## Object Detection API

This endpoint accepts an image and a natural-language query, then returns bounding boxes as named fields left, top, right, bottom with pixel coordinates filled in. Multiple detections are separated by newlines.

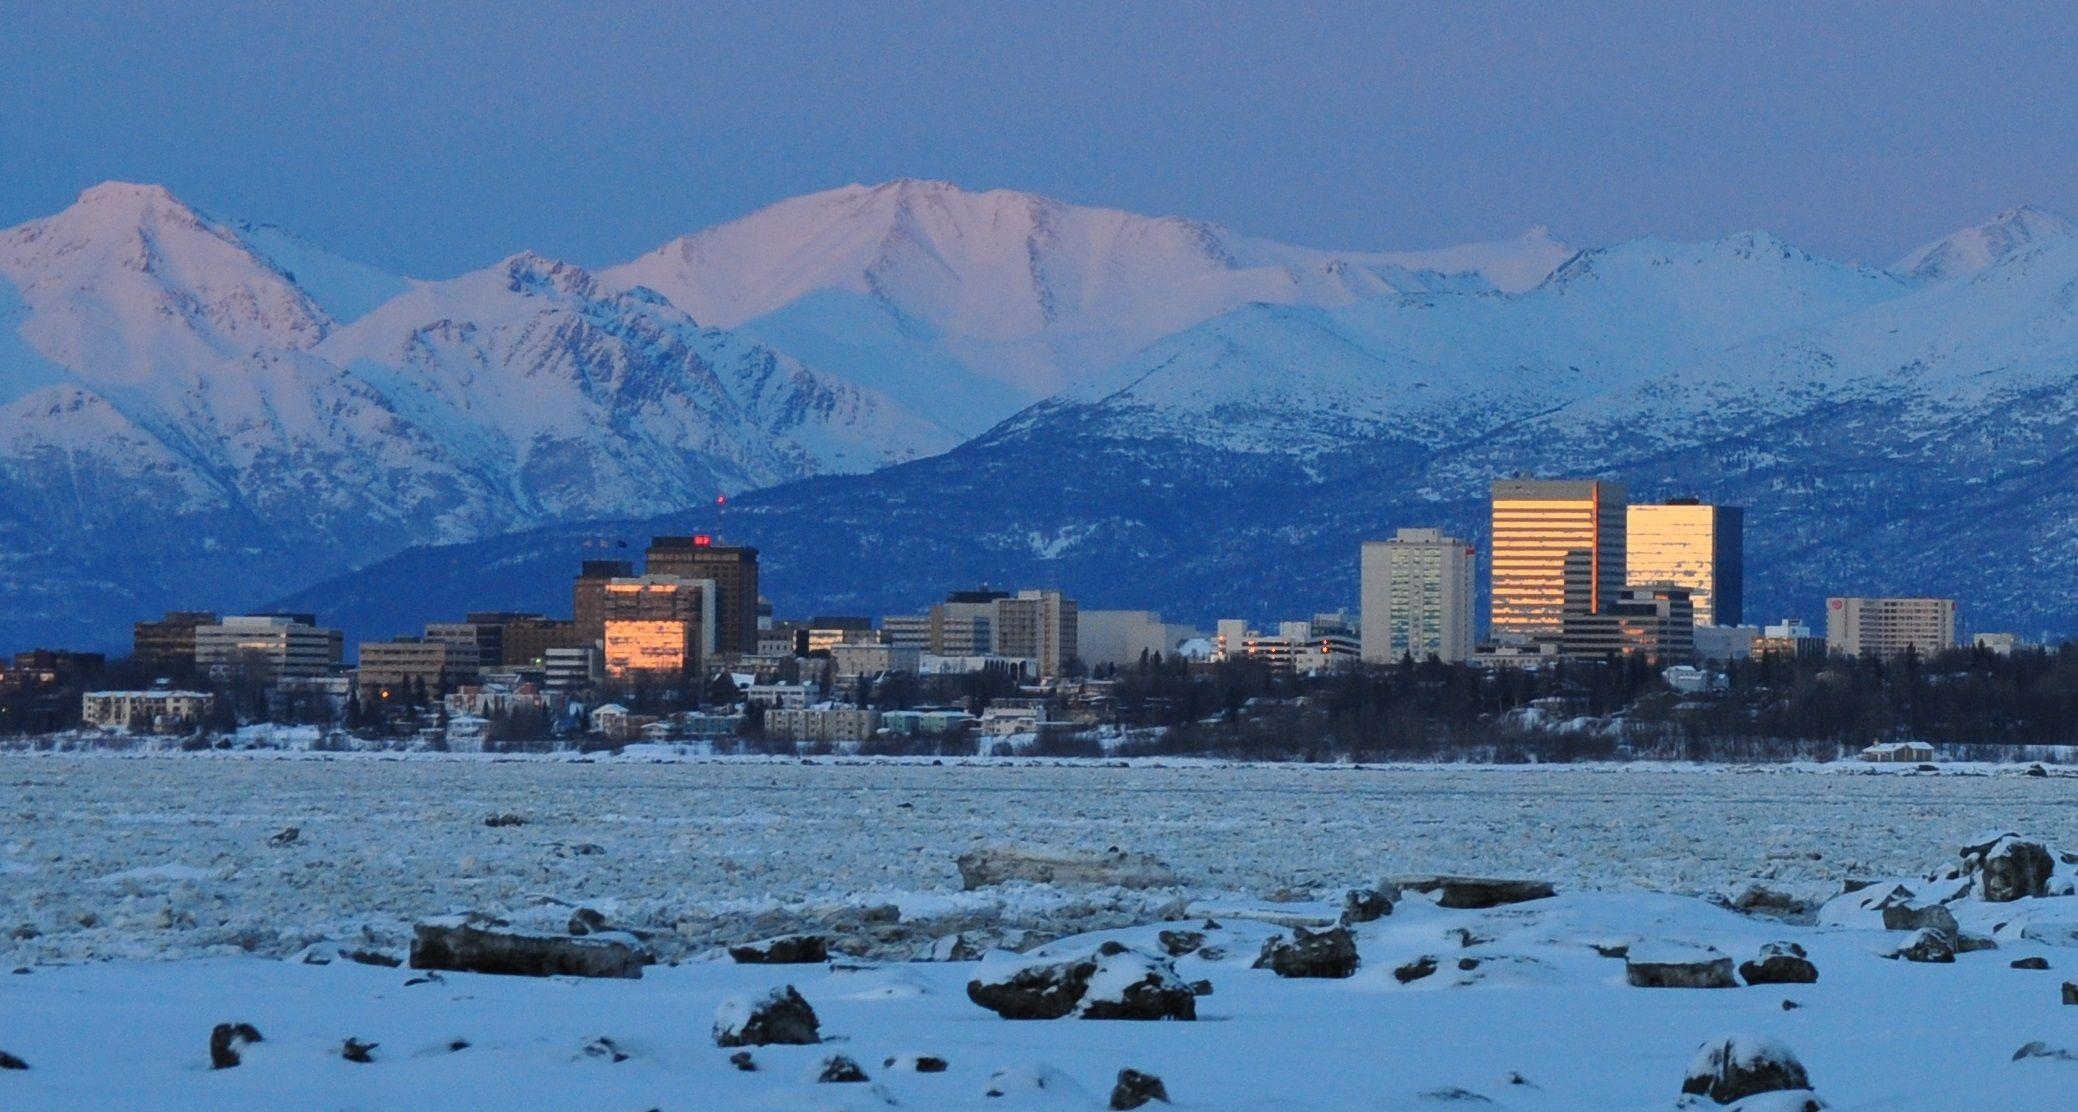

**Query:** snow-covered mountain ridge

left=279, top=204, right=2078, bottom=647
left=5, top=181, right=2074, bottom=649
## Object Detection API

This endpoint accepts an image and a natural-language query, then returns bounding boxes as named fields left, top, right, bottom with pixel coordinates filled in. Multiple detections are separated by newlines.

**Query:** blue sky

left=4, top=1, right=2075, bottom=277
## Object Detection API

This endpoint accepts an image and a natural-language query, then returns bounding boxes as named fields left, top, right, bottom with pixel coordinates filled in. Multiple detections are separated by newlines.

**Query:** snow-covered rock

left=966, top=941, right=1195, bottom=1020
left=1627, top=943, right=1738, bottom=988
left=713, top=985, right=822, bottom=1047
left=1738, top=942, right=1818, bottom=986
left=1253, top=924, right=1360, bottom=979
left=1679, top=1034, right=1816, bottom=1105
left=955, top=845, right=1178, bottom=891
left=408, top=915, right=645, bottom=979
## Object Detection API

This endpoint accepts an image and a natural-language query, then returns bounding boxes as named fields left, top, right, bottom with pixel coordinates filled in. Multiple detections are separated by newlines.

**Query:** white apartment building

left=1360, top=528, right=1476, bottom=663
left=763, top=705, right=882, bottom=744
left=81, top=689, right=215, bottom=731
left=1825, top=597, right=1958, bottom=659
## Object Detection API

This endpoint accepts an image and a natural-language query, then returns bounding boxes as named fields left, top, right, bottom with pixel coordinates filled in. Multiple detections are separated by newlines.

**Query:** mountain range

left=3, top=180, right=2075, bottom=652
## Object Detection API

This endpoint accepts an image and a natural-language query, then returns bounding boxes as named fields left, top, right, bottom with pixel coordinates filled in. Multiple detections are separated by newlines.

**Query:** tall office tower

left=133, top=611, right=219, bottom=673
left=928, top=590, right=1008, bottom=654
left=1626, top=499, right=1744, bottom=627
left=1489, top=478, right=1626, bottom=641
left=573, top=559, right=634, bottom=647
left=600, top=575, right=716, bottom=679
left=1360, top=529, right=1477, bottom=663
left=644, top=536, right=759, bottom=656
left=1825, top=597, right=1958, bottom=659
left=194, top=615, right=343, bottom=681
left=991, top=590, right=1079, bottom=676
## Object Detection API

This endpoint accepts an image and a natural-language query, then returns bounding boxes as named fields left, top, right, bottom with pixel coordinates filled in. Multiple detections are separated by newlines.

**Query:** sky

left=4, top=1, right=2077, bottom=277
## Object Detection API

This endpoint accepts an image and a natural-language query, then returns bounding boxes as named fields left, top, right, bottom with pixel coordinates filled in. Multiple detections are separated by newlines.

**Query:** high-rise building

left=1626, top=499, right=1744, bottom=627
left=601, top=575, right=716, bottom=680
left=423, top=622, right=500, bottom=678
left=991, top=590, right=1079, bottom=676
left=1489, top=478, right=1626, bottom=641
left=644, top=537, right=759, bottom=656
left=1361, top=528, right=1476, bottom=663
left=573, top=560, right=634, bottom=647
left=132, top=611, right=219, bottom=673
left=1826, top=597, right=1957, bottom=659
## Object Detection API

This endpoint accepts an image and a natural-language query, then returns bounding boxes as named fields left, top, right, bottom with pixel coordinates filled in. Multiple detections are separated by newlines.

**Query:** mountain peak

left=1894, top=205, right=2077, bottom=282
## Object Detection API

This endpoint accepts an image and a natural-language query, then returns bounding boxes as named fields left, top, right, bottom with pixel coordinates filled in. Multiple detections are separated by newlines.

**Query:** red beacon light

left=693, top=534, right=713, bottom=546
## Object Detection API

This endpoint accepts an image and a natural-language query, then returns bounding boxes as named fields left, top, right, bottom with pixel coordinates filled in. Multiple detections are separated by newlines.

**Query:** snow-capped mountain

left=287, top=212, right=2078, bottom=648
left=0, top=183, right=951, bottom=648
left=1893, top=205, right=2076, bottom=283
left=602, top=179, right=1574, bottom=434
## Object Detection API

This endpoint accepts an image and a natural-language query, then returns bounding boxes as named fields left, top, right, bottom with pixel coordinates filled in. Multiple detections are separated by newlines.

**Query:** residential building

left=745, top=683, right=812, bottom=710
left=572, top=559, right=634, bottom=648
left=1361, top=528, right=1477, bottom=664
left=1625, top=499, right=1745, bottom=627
left=644, top=536, right=759, bottom=656
left=1076, top=609, right=1199, bottom=669
left=1826, top=597, right=1958, bottom=659
left=195, top=615, right=341, bottom=681
left=132, top=611, right=218, bottom=673
left=992, top=590, right=1079, bottom=675
left=1490, top=478, right=1626, bottom=641
left=356, top=637, right=472, bottom=692
left=881, top=709, right=975, bottom=736
left=1861, top=741, right=1937, bottom=763
left=763, top=705, right=882, bottom=744
left=1214, top=619, right=1361, bottom=673
left=979, top=704, right=1045, bottom=737
left=81, top=689, right=214, bottom=731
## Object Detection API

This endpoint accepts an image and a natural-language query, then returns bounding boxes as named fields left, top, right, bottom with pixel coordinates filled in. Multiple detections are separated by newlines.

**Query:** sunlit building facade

left=1361, top=528, right=1476, bottom=663
left=599, top=576, right=716, bottom=680
left=1626, top=499, right=1744, bottom=627
left=603, top=619, right=700, bottom=680
left=1489, top=479, right=1626, bottom=641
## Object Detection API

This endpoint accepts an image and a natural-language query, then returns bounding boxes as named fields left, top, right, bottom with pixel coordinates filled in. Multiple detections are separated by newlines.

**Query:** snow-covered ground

left=5, top=756, right=2078, bottom=1108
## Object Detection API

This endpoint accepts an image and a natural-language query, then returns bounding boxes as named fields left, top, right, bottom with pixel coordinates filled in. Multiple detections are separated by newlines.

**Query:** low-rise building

left=543, top=646, right=601, bottom=692
left=1861, top=741, right=1937, bottom=763
left=745, top=682, right=812, bottom=710
left=763, top=705, right=882, bottom=743
left=81, top=689, right=214, bottom=731
left=1752, top=619, right=1826, bottom=660
left=979, top=704, right=1046, bottom=737
left=829, top=642, right=922, bottom=681
left=357, top=637, right=472, bottom=693
left=881, top=708, right=976, bottom=736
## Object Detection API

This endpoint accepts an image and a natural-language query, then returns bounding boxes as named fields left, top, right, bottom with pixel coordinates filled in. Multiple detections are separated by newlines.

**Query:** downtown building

left=1489, top=478, right=1626, bottom=643
left=601, top=575, right=717, bottom=682
left=194, top=615, right=343, bottom=681
left=1825, top=597, right=1957, bottom=659
left=991, top=590, right=1080, bottom=677
left=1360, top=528, right=1476, bottom=663
left=1626, top=499, right=1744, bottom=627
left=644, top=536, right=760, bottom=657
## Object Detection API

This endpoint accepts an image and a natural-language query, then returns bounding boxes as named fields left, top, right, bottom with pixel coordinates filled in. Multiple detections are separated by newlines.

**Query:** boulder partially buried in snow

left=1340, top=884, right=1398, bottom=924
left=1739, top=942, right=1819, bottom=986
left=1890, top=928, right=1956, bottom=964
left=728, top=934, right=830, bottom=964
left=966, top=941, right=1196, bottom=1020
left=1253, top=925, right=1360, bottom=979
left=1880, top=901, right=1959, bottom=937
left=409, top=916, right=644, bottom=979
left=1395, top=875, right=1556, bottom=909
left=1964, top=835, right=2058, bottom=903
left=1627, top=943, right=1738, bottom=989
left=1680, top=1034, right=1815, bottom=1105
left=713, top=985, right=822, bottom=1046
left=956, top=845, right=1178, bottom=890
